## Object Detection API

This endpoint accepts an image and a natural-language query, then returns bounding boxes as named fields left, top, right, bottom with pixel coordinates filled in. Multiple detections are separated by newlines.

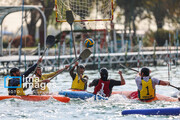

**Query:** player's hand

left=118, top=71, right=122, bottom=75
left=38, top=58, right=42, bottom=63
left=65, top=65, right=70, bottom=69
left=75, top=62, right=79, bottom=66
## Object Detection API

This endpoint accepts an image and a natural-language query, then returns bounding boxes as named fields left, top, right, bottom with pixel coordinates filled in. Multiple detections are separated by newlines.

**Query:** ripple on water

left=0, top=66, right=180, bottom=120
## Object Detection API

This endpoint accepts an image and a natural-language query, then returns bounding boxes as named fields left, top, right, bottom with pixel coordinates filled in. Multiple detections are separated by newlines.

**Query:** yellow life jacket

left=16, top=84, right=25, bottom=96
left=8, top=79, right=25, bottom=96
left=138, top=78, right=155, bottom=100
left=71, top=74, right=85, bottom=90
left=33, top=72, right=57, bottom=95
left=35, top=76, right=49, bottom=95
left=33, top=76, right=49, bottom=95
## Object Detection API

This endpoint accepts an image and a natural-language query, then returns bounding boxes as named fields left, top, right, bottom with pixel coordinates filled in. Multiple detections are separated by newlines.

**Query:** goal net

left=55, top=0, right=113, bottom=22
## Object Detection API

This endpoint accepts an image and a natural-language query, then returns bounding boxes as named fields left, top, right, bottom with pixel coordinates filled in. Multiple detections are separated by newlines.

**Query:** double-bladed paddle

left=31, top=35, right=56, bottom=75
left=119, top=64, right=180, bottom=91
left=169, top=84, right=180, bottom=91
left=66, top=10, right=77, bottom=59
left=119, top=63, right=139, bottom=72
left=49, top=49, right=92, bottom=80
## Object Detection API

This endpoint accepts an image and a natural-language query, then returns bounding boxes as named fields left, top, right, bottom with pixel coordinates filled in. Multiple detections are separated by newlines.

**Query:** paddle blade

left=79, top=49, right=92, bottom=60
left=46, top=35, right=55, bottom=48
left=66, top=10, right=74, bottom=24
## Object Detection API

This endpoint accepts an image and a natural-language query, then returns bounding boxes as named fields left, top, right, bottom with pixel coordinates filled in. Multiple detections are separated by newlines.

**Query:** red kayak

left=0, top=95, right=70, bottom=103
left=112, top=91, right=179, bottom=102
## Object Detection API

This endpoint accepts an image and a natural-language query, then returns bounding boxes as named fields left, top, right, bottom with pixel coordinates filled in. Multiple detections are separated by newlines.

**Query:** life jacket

left=93, top=79, right=111, bottom=97
left=33, top=77, right=49, bottom=95
left=8, top=79, right=25, bottom=96
left=71, top=74, right=86, bottom=90
left=138, top=77, right=155, bottom=100
left=16, top=84, right=25, bottom=96
left=33, top=72, right=58, bottom=95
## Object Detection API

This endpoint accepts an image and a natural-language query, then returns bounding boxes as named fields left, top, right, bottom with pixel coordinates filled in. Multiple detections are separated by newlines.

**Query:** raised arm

left=22, top=58, right=42, bottom=78
left=69, top=62, right=78, bottom=80
left=43, top=65, right=71, bottom=79
left=57, top=65, right=70, bottom=73
left=118, top=71, right=125, bottom=85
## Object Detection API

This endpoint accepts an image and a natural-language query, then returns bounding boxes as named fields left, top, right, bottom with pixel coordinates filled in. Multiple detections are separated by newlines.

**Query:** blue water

left=0, top=66, right=180, bottom=120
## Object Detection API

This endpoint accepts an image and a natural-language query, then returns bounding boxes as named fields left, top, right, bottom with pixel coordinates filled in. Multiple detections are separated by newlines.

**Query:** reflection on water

left=0, top=66, right=180, bottom=120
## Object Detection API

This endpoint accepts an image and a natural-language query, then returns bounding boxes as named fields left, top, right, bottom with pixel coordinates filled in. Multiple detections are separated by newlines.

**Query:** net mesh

left=55, top=0, right=113, bottom=22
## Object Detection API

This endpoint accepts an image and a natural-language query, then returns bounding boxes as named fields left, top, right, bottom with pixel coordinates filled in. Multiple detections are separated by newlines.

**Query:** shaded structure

left=0, top=5, right=46, bottom=56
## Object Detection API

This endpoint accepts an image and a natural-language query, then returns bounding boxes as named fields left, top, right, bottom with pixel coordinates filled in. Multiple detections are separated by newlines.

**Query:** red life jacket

left=93, top=79, right=111, bottom=97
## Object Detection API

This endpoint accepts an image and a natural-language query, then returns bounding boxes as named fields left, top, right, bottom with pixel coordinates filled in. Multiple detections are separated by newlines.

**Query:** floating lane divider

left=59, top=90, right=108, bottom=100
left=0, top=95, right=70, bottom=103
left=122, top=108, right=180, bottom=116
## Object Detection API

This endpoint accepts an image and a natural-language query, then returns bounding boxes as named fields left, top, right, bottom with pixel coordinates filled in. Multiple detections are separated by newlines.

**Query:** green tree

left=166, top=0, right=180, bottom=25
left=144, top=0, right=169, bottom=29
left=145, top=0, right=180, bottom=29
left=116, top=0, right=145, bottom=45
left=24, top=0, right=55, bottom=46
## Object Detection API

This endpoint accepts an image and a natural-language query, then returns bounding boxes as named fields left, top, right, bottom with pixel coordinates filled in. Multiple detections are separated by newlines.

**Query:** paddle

left=66, top=10, right=77, bottom=59
left=119, top=63, right=139, bottom=72
left=169, top=84, right=180, bottom=91
left=42, top=35, right=56, bottom=57
left=32, top=35, right=55, bottom=75
left=119, top=64, right=180, bottom=91
left=49, top=48, right=92, bottom=80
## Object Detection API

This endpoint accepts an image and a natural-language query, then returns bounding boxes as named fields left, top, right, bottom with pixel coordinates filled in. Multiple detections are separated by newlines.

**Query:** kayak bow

left=0, top=95, right=70, bottom=103
left=112, top=91, right=179, bottom=102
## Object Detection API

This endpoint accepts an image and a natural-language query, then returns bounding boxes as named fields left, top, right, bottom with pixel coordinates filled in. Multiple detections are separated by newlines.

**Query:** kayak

left=59, top=90, right=108, bottom=100
left=0, top=95, right=70, bottom=103
left=112, top=91, right=179, bottom=102
left=52, top=95, right=70, bottom=103
left=59, top=90, right=179, bottom=102
left=59, top=90, right=93, bottom=99
left=122, top=107, right=180, bottom=116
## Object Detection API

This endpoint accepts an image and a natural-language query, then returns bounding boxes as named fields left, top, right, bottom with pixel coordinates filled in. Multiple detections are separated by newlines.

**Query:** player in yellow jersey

left=8, top=58, right=42, bottom=96
left=135, top=67, right=170, bottom=101
left=32, top=65, right=69, bottom=95
left=70, top=62, right=88, bottom=91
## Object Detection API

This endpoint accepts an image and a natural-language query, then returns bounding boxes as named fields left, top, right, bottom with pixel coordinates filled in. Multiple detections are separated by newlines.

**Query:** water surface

left=0, top=66, right=179, bottom=120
